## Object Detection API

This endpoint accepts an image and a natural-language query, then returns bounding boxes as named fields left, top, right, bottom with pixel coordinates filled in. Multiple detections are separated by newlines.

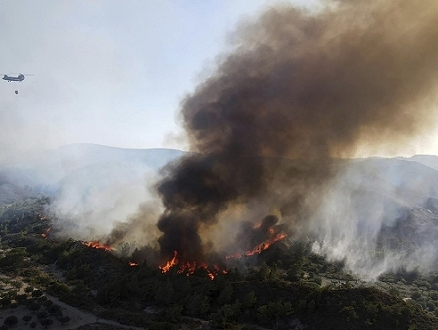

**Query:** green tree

left=47, top=304, right=61, bottom=315
left=6, top=290, right=18, bottom=300
left=216, top=282, right=233, bottom=305
left=40, top=318, right=53, bottom=329
left=158, top=305, right=183, bottom=322
left=388, top=287, right=400, bottom=297
left=24, top=286, right=34, bottom=294
left=28, top=301, right=41, bottom=313
left=23, top=315, right=32, bottom=324
left=287, top=264, right=301, bottom=282
left=9, top=302, right=19, bottom=312
left=120, top=242, right=131, bottom=259
left=72, top=281, right=91, bottom=297
left=243, top=291, right=257, bottom=309
left=0, top=297, right=11, bottom=308
left=74, top=264, right=91, bottom=280
left=31, top=290, right=43, bottom=298
left=43, top=299, right=53, bottom=308
left=37, top=311, right=48, bottom=320
left=313, top=275, right=322, bottom=286
left=154, top=281, right=173, bottom=305
left=211, top=303, right=239, bottom=329
left=131, top=247, right=147, bottom=265
left=340, top=306, right=358, bottom=322
left=257, top=300, right=294, bottom=326
left=3, top=315, right=18, bottom=327
left=0, top=247, right=27, bottom=269
left=58, top=316, right=71, bottom=325
left=185, top=293, right=210, bottom=315
left=15, top=294, right=28, bottom=305
left=257, top=263, right=271, bottom=281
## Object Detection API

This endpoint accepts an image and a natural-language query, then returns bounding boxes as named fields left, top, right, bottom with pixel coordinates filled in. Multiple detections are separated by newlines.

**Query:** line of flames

left=73, top=230, right=286, bottom=279
left=225, top=232, right=287, bottom=259
left=158, top=251, right=226, bottom=280
left=82, top=240, right=113, bottom=252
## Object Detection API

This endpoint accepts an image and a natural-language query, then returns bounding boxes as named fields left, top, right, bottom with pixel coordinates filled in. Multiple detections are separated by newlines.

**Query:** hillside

left=1, top=146, right=438, bottom=329
left=1, top=198, right=438, bottom=329
left=0, top=173, right=40, bottom=205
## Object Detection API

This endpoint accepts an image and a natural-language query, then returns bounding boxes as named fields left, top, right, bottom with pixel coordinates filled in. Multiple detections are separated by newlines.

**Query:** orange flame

left=158, top=251, right=226, bottom=280
left=82, top=240, right=112, bottom=251
left=41, top=227, right=51, bottom=238
left=178, top=261, right=216, bottom=279
left=226, top=232, right=287, bottom=259
left=245, top=232, right=287, bottom=256
left=159, top=250, right=178, bottom=273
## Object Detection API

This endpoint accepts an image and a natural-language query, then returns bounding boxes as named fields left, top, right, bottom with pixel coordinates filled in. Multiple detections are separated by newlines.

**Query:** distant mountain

left=404, top=154, right=438, bottom=171
left=340, top=157, right=438, bottom=208
left=0, top=144, right=185, bottom=192
left=1, top=144, right=438, bottom=217
left=0, top=174, right=39, bottom=205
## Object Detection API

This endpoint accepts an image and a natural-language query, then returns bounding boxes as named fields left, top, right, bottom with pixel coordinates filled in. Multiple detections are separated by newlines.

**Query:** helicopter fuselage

left=2, top=75, right=25, bottom=82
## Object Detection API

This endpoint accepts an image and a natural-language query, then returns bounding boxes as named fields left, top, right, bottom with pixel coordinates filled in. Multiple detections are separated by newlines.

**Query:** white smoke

left=309, top=158, right=438, bottom=280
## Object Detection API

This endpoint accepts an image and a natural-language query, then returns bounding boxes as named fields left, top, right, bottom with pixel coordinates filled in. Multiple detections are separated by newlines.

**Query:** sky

left=0, top=0, right=319, bottom=155
left=1, top=0, right=438, bottom=158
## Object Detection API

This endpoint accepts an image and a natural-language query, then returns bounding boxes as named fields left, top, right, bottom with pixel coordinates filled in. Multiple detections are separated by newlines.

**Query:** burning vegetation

left=226, top=233, right=287, bottom=260
left=40, top=227, right=51, bottom=238
left=226, top=215, right=287, bottom=259
left=155, top=214, right=287, bottom=278
left=81, top=240, right=113, bottom=252
left=159, top=251, right=227, bottom=280
left=73, top=215, right=288, bottom=279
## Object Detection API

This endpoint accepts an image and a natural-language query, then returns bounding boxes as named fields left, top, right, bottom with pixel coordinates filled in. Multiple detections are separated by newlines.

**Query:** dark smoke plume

left=156, top=0, right=438, bottom=263
left=235, top=215, right=280, bottom=252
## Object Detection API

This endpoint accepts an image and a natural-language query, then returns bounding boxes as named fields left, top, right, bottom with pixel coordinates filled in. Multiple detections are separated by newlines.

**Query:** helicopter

left=2, top=73, right=34, bottom=94
left=2, top=73, right=31, bottom=82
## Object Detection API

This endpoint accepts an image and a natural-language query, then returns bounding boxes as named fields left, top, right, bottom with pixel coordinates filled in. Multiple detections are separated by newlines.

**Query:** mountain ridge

left=1, top=143, right=438, bottom=210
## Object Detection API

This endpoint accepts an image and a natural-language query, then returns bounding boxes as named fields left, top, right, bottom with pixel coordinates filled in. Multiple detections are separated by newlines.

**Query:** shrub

left=3, top=315, right=18, bottom=327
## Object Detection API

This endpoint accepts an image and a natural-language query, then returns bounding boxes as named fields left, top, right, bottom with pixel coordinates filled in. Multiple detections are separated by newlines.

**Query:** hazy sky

left=0, top=0, right=318, bottom=154
left=1, top=0, right=438, bottom=157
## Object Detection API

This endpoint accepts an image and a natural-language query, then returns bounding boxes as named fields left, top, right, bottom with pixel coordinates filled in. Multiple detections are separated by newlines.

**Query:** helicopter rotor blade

left=2, top=73, right=35, bottom=76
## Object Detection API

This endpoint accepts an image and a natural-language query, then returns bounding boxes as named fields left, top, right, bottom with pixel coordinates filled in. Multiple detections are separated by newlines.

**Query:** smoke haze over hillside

left=5, top=0, right=438, bottom=280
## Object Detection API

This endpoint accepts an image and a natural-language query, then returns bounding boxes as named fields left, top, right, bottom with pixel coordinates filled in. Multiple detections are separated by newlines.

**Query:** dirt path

left=45, top=294, right=145, bottom=330
left=0, top=272, right=145, bottom=330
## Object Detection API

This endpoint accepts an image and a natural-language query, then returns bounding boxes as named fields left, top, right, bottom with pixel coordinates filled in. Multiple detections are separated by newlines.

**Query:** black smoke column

left=156, top=0, right=438, bottom=263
